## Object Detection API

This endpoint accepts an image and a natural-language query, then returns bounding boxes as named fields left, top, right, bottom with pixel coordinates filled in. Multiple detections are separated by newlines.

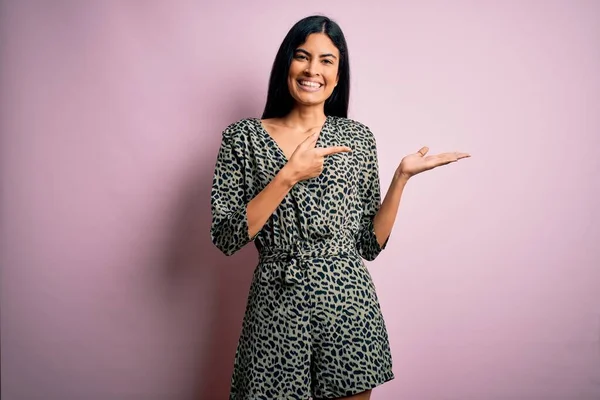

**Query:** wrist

left=393, top=169, right=411, bottom=185
left=278, top=165, right=299, bottom=188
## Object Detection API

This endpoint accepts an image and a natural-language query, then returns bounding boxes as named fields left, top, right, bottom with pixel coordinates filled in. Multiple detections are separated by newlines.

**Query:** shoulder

left=329, top=116, right=374, bottom=136
left=221, top=118, right=258, bottom=141
left=216, top=118, right=260, bottom=160
left=329, top=116, right=377, bottom=147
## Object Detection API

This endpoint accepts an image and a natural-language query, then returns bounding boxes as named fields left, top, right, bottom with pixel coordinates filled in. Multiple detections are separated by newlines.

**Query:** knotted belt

left=257, top=236, right=357, bottom=285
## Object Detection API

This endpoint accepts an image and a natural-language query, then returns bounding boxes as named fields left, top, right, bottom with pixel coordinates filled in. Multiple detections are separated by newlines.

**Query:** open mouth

left=297, top=80, right=323, bottom=91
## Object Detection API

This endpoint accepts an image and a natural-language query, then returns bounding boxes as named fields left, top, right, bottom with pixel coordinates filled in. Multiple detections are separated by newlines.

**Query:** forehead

left=297, top=33, right=339, bottom=56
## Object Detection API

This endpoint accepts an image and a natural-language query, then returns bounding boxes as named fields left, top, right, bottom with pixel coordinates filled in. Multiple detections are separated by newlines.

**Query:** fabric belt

left=258, top=236, right=357, bottom=285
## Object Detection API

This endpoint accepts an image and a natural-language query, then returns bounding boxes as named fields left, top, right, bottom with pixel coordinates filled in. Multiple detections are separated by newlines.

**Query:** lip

left=297, top=79, right=323, bottom=93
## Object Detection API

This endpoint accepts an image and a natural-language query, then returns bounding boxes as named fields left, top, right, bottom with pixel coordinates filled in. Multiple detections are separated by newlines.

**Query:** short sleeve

left=210, top=126, right=255, bottom=256
left=356, top=125, right=388, bottom=261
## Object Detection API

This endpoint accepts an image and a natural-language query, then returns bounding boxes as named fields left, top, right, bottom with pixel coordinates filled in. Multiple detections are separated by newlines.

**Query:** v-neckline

left=256, top=116, right=329, bottom=162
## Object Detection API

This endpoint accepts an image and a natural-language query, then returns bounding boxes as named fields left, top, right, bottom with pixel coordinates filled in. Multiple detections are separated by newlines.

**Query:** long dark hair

left=261, top=15, right=350, bottom=119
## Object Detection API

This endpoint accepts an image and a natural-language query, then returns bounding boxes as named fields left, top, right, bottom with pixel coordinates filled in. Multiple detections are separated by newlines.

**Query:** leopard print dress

left=210, top=115, right=394, bottom=399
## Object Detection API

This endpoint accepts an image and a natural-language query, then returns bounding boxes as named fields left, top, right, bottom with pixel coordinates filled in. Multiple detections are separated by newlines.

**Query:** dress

left=210, top=115, right=394, bottom=399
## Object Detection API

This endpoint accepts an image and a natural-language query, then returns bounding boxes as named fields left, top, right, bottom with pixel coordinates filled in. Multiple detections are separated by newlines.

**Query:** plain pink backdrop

left=1, top=1, right=599, bottom=399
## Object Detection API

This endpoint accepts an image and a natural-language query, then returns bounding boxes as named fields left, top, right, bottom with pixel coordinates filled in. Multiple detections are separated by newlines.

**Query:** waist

left=258, top=235, right=357, bottom=263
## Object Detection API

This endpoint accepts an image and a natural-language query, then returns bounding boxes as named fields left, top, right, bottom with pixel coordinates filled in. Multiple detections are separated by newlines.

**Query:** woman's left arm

left=372, top=173, right=409, bottom=248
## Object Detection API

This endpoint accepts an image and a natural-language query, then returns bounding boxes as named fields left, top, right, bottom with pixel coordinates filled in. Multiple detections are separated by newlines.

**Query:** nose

left=304, top=59, right=321, bottom=76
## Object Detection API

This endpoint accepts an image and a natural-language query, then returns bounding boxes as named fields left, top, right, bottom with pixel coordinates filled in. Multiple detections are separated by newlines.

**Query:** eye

left=322, top=59, right=334, bottom=65
left=294, top=54, right=308, bottom=60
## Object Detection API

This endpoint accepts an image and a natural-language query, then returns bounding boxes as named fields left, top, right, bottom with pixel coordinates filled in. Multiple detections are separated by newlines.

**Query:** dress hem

left=312, top=371, right=395, bottom=399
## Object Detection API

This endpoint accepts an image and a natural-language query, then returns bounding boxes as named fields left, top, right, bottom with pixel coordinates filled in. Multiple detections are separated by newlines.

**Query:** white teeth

left=299, top=80, right=321, bottom=88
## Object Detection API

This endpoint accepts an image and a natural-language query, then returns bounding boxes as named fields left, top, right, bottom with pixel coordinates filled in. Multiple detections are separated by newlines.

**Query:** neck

left=282, top=105, right=327, bottom=129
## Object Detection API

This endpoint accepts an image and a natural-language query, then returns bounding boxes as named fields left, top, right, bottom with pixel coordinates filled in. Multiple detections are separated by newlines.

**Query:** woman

left=210, top=15, right=469, bottom=400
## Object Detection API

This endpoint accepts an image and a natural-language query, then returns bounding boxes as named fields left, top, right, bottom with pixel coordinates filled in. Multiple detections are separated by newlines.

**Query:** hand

left=285, top=132, right=352, bottom=183
left=397, top=146, right=470, bottom=180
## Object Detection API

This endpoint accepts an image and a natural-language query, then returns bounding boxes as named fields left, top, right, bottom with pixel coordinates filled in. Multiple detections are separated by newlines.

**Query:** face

left=287, top=33, right=340, bottom=108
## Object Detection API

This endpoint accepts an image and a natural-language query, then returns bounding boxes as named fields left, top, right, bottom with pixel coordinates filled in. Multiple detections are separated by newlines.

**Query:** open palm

left=398, top=146, right=470, bottom=179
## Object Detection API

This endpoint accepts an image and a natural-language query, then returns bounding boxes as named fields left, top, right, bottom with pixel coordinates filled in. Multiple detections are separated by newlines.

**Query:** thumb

left=417, top=146, right=429, bottom=157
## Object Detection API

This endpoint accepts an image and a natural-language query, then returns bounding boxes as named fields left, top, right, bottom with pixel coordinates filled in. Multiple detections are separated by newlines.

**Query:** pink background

left=2, top=1, right=599, bottom=399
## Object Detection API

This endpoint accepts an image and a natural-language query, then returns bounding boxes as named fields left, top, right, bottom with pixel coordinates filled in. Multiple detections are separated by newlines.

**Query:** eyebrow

left=295, top=48, right=338, bottom=59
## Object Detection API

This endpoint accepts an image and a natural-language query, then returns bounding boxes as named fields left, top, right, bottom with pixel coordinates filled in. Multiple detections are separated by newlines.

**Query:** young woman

left=210, top=15, right=470, bottom=400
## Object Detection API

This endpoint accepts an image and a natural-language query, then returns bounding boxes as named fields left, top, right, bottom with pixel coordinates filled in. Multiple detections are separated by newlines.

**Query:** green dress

left=210, top=115, right=394, bottom=399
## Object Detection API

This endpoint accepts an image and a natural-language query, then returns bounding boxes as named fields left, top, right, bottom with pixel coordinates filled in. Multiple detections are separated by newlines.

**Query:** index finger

left=300, top=131, right=320, bottom=148
left=317, top=146, right=352, bottom=156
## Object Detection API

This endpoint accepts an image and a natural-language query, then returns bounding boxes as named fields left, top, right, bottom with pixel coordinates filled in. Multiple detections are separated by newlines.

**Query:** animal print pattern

left=210, top=116, right=394, bottom=399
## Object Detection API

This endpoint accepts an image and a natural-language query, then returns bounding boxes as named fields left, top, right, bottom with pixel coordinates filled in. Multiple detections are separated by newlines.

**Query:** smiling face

left=287, top=33, right=340, bottom=109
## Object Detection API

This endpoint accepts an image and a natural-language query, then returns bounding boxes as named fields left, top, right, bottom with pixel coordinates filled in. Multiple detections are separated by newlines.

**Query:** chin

left=294, top=98, right=327, bottom=108
left=292, top=92, right=334, bottom=107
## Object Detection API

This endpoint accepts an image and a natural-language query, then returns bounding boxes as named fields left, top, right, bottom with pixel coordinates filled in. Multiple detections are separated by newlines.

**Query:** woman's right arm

left=246, top=165, right=297, bottom=238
